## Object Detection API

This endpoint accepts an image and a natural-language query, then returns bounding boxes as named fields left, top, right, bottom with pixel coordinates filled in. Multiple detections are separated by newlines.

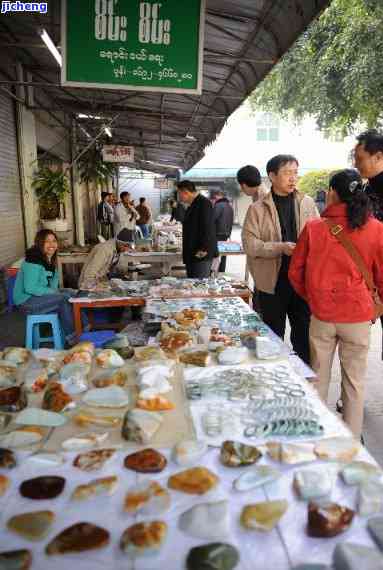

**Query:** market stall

left=0, top=299, right=382, bottom=570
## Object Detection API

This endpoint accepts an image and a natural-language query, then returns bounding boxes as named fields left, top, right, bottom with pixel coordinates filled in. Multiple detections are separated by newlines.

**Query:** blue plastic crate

left=79, top=330, right=116, bottom=348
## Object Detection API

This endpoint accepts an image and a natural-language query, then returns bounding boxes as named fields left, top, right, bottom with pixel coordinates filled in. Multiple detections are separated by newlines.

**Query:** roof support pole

left=69, top=119, right=85, bottom=246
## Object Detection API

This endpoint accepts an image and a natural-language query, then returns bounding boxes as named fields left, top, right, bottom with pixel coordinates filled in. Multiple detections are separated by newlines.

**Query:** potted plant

left=32, top=164, right=70, bottom=231
left=78, top=145, right=117, bottom=187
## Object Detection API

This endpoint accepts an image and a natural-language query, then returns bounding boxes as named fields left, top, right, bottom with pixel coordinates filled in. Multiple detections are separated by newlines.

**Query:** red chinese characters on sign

left=102, top=145, right=135, bottom=163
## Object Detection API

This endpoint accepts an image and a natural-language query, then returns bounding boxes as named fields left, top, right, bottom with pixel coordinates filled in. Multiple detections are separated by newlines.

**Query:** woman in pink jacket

left=289, top=169, right=383, bottom=437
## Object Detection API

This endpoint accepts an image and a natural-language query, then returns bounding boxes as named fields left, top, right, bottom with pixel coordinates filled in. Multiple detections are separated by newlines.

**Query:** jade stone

left=186, top=543, right=239, bottom=570
left=333, top=543, right=383, bottom=570
left=292, top=565, right=329, bottom=570
left=368, top=516, right=383, bottom=551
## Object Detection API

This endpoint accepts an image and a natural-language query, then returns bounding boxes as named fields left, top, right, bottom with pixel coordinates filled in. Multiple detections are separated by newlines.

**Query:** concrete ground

left=1, top=226, right=382, bottom=465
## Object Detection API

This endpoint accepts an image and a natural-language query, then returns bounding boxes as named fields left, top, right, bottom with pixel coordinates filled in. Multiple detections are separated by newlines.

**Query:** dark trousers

left=258, top=273, right=311, bottom=364
left=185, top=260, right=212, bottom=279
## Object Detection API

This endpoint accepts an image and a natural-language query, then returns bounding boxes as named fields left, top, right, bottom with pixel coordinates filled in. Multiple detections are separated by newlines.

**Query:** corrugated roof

left=0, top=0, right=331, bottom=175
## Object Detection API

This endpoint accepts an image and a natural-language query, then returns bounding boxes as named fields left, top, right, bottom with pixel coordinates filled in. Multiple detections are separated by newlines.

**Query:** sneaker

left=336, top=399, right=343, bottom=414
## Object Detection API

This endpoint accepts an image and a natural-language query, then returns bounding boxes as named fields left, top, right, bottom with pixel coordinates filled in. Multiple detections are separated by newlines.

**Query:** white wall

left=197, top=102, right=354, bottom=175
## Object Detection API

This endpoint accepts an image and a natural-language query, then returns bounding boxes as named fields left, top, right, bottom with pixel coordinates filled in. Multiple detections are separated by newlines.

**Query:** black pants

left=185, top=260, right=212, bottom=279
left=258, top=273, right=311, bottom=364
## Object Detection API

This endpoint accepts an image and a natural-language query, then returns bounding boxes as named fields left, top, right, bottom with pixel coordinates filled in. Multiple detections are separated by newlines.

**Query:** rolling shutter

left=0, top=91, right=25, bottom=267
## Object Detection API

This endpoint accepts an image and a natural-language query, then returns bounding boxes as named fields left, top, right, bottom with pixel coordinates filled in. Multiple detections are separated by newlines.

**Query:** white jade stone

left=179, top=501, right=230, bottom=540
left=233, top=465, right=281, bottom=492
left=340, top=461, right=382, bottom=486
left=294, top=468, right=333, bottom=501
left=26, top=453, right=65, bottom=466
left=172, top=440, right=207, bottom=466
left=15, top=408, right=67, bottom=428
left=0, top=429, right=43, bottom=448
left=217, top=347, right=248, bottom=365
left=358, top=480, right=383, bottom=517
left=82, top=386, right=130, bottom=408
left=61, top=431, right=109, bottom=451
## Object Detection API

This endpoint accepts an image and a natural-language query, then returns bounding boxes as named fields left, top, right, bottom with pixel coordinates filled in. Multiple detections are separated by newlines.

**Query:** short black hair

left=101, top=191, right=109, bottom=201
left=139, top=197, right=145, bottom=204
left=120, top=191, right=130, bottom=200
left=236, top=165, right=261, bottom=187
left=356, top=129, right=383, bottom=155
left=177, top=180, right=197, bottom=192
left=266, top=154, right=298, bottom=175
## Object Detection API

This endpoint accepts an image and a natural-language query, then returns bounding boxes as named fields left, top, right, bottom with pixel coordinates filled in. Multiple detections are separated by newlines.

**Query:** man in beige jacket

left=79, top=229, right=132, bottom=290
left=242, top=154, right=319, bottom=364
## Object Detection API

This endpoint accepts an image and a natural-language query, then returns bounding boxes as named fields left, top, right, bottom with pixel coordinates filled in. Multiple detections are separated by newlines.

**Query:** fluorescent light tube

left=40, top=29, right=62, bottom=67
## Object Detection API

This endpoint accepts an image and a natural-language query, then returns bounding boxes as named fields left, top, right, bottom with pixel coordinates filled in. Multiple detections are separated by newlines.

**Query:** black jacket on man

left=213, top=197, right=234, bottom=239
left=182, top=194, right=218, bottom=263
left=366, top=171, right=383, bottom=221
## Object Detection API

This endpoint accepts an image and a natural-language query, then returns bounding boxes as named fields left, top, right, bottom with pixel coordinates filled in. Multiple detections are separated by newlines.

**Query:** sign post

left=62, top=0, right=205, bottom=94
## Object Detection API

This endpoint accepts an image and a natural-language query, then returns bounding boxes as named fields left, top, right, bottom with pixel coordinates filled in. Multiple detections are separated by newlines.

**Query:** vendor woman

left=13, top=229, right=80, bottom=345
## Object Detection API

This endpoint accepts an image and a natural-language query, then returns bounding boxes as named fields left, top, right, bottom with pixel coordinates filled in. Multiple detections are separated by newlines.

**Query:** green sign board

left=61, top=0, right=205, bottom=94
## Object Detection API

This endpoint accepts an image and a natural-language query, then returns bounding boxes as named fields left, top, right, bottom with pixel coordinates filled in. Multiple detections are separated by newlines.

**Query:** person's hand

left=195, top=250, right=208, bottom=259
left=281, top=242, right=296, bottom=256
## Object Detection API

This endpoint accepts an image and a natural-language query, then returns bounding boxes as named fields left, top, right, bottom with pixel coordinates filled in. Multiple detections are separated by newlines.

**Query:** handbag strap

left=324, top=219, right=376, bottom=292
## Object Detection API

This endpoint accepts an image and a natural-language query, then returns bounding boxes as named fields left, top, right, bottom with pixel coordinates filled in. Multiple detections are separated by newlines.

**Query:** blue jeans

left=138, top=224, right=149, bottom=238
left=18, top=289, right=87, bottom=339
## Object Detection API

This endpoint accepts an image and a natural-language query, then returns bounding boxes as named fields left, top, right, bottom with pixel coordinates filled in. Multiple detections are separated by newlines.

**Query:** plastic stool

left=25, top=314, right=64, bottom=350
left=79, top=330, right=116, bottom=348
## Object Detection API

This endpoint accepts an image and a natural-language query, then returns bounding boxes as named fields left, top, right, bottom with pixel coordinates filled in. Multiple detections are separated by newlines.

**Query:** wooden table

left=125, top=251, right=183, bottom=276
left=70, top=296, right=145, bottom=337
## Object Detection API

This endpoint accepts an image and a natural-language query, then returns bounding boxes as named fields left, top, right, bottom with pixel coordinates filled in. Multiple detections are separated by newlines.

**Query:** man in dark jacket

left=213, top=190, right=234, bottom=272
left=354, top=129, right=383, bottom=220
left=354, top=129, right=383, bottom=365
left=177, top=180, right=217, bottom=278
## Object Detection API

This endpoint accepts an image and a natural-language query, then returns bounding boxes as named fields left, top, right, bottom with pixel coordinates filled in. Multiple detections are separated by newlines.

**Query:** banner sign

left=62, top=0, right=205, bottom=94
left=102, top=145, right=134, bottom=162
left=154, top=177, right=169, bottom=189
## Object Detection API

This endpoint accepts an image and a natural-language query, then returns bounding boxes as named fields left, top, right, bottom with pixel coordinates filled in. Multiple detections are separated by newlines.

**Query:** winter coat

left=136, top=203, right=152, bottom=225
left=242, top=190, right=319, bottom=294
left=288, top=203, right=383, bottom=323
left=182, top=194, right=218, bottom=263
left=213, top=197, right=234, bottom=239
left=79, top=239, right=121, bottom=289
left=13, top=246, right=59, bottom=305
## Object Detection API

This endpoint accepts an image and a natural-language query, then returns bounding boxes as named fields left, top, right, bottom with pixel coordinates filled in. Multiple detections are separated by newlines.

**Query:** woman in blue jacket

left=13, top=229, right=77, bottom=343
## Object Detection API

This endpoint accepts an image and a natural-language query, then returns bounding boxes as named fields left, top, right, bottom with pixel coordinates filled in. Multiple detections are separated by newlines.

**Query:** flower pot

left=41, top=219, right=69, bottom=232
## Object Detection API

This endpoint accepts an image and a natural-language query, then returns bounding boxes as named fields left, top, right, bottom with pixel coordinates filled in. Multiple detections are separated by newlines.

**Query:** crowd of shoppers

left=240, top=129, right=383, bottom=439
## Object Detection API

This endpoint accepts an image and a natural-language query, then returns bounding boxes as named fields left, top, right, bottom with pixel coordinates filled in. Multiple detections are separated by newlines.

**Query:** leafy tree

left=249, top=0, right=383, bottom=135
left=297, top=169, right=334, bottom=197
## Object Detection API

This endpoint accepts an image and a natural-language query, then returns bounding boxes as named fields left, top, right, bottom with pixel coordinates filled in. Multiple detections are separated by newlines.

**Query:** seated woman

left=289, top=169, right=383, bottom=438
left=13, top=229, right=80, bottom=345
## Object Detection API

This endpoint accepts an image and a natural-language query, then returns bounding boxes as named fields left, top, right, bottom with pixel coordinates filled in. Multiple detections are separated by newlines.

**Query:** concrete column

left=16, top=104, right=39, bottom=248
left=70, top=121, right=85, bottom=246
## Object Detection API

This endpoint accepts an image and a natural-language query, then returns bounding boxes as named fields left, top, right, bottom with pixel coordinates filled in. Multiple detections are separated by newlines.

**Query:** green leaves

left=249, top=0, right=383, bottom=134
left=32, top=166, right=70, bottom=203
left=78, top=146, right=117, bottom=186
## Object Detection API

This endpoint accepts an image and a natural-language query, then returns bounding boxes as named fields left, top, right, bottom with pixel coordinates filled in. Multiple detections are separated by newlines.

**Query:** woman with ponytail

left=289, top=169, right=383, bottom=438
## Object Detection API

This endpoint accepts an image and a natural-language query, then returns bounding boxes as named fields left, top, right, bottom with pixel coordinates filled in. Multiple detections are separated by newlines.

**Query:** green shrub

left=297, top=169, right=336, bottom=197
